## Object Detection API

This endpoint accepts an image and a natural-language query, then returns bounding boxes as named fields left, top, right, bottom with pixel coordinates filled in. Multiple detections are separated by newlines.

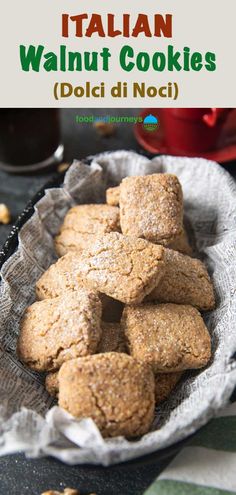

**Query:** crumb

left=93, top=121, right=116, bottom=137
left=57, top=163, right=70, bottom=173
left=0, top=203, right=11, bottom=224
left=106, top=186, right=120, bottom=206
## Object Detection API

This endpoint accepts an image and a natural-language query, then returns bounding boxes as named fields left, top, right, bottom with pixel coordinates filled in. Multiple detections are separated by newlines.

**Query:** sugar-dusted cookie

left=55, top=204, right=121, bottom=257
left=45, top=322, right=127, bottom=397
left=122, top=303, right=211, bottom=373
left=17, top=289, right=102, bottom=371
left=36, top=252, right=82, bottom=300
left=58, top=352, right=155, bottom=437
left=147, top=248, right=215, bottom=311
left=119, top=174, right=183, bottom=245
left=75, top=232, right=166, bottom=304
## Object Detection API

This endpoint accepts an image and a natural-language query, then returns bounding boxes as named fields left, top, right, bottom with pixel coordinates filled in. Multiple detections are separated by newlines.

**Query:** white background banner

left=1, top=0, right=235, bottom=107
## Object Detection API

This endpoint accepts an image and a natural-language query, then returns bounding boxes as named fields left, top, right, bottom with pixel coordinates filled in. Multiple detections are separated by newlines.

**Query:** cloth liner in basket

left=0, top=151, right=236, bottom=466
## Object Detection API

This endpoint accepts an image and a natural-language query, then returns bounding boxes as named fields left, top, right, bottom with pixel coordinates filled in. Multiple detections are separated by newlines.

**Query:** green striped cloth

left=145, top=401, right=236, bottom=495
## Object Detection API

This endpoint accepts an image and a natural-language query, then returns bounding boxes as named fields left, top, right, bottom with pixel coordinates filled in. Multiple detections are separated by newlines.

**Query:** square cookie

left=75, top=232, right=165, bottom=304
left=58, top=352, right=155, bottom=437
left=36, top=252, right=82, bottom=300
left=55, top=204, right=121, bottom=257
left=36, top=253, right=112, bottom=313
left=122, top=303, right=211, bottom=372
left=119, top=174, right=183, bottom=245
left=146, top=248, right=215, bottom=311
left=17, top=289, right=102, bottom=371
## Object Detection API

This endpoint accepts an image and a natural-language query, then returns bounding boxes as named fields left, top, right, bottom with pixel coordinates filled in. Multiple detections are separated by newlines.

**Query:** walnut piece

left=57, top=162, right=70, bottom=173
left=41, top=489, right=96, bottom=495
left=41, top=489, right=80, bottom=495
left=0, top=203, right=11, bottom=224
left=93, top=121, right=116, bottom=137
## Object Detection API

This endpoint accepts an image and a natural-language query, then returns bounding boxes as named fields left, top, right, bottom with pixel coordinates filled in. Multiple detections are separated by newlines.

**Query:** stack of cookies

left=17, top=173, right=215, bottom=438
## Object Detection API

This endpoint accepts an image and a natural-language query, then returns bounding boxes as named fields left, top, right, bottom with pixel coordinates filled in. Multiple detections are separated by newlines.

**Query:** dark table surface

left=0, top=109, right=235, bottom=495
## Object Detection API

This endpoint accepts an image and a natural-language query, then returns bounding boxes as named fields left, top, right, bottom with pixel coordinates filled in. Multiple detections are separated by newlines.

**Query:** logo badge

left=143, top=114, right=159, bottom=132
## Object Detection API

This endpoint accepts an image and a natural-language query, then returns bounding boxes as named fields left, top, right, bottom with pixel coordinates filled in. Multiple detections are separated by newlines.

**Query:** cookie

left=58, top=352, right=155, bottom=437
left=119, top=174, right=183, bottom=245
left=146, top=248, right=215, bottom=311
left=55, top=204, right=120, bottom=257
left=45, top=324, right=127, bottom=397
left=75, top=232, right=166, bottom=304
left=167, top=229, right=192, bottom=256
left=36, top=252, right=82, bottom=300
left=45, top=371, right=59, bottom=397
left=97, top=322, right=127, bottom=353
left=106, top=186, right=120, bottom=206
left=17, top=289, right=102, bottom=371
left=155, top=372, right=183, bottom=405
left=122, top=303, right=211, bottom=373
left=36, top=253, right=113, bottom=314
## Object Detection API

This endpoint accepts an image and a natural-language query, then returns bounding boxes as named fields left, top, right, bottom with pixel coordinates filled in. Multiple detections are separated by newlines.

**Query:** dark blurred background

left=0, top=109, right=141, bottom=248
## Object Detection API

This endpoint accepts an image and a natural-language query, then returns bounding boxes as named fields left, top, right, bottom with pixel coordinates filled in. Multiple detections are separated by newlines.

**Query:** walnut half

left=0, top=203, right=11, bottom=224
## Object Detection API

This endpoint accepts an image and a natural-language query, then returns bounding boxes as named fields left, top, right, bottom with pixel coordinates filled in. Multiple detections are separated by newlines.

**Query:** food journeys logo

left=74, top=113, right=161, bottom=133
left=143, top=114, right=159, bottom=132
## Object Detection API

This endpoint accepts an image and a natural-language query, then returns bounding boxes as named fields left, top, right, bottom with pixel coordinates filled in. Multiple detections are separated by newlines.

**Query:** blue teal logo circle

left=143, top=114, right=159, bottom=132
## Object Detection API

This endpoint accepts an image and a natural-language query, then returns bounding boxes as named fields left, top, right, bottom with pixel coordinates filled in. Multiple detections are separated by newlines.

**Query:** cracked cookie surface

left=119, top=174, right=183, bottom=245
left=17, top=289, right=102, bottom=371
left=122, top=303, right=211, bottom=373
left=146, top=248, right=215, bottom=311
left=75, top=232, right=166, bottom=304
left=45, top=322, right=127, bottom=398
left=55, top=204, right=120, bottom=257
left=58, top=352, right=155, bottom=437
left=36, top=252, right=83, bottom=300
